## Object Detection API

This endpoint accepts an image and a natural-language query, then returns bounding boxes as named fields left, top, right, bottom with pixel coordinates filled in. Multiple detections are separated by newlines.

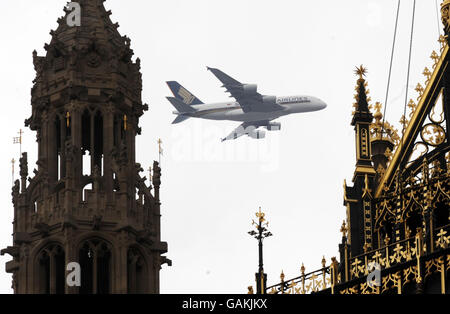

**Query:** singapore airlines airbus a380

left=166, top=67, right=327, bottom=142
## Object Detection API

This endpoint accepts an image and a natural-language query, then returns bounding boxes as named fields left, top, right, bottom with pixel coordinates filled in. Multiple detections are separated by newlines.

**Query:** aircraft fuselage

left=174, top=95, right=327, bottom=122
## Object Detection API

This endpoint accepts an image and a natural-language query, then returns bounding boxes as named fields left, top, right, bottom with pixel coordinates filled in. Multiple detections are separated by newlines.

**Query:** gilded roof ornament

left=438, top=35, right=446, bottom=52
left=430, top=51, right=440, bottom=68
left=340, top=220, right=348, bottom=238
left=407, top=99, right=417, bottom=118
left=280, top=270, right=285, bottom=282
left=354, top=65, right=368, bottom=80
left=422, top=67, right=432, bottom=83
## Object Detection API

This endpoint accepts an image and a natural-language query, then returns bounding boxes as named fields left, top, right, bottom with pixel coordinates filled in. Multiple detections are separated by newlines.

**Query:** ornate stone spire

left=28, top=0, right=145, bottom=132
left=351, top=65, right=373, bottom=126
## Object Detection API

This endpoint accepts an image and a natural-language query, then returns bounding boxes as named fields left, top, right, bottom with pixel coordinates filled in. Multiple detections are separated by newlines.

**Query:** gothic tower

left=343, top=66, right=377, bottom=257
left=1, top=0, right=169, bottom=294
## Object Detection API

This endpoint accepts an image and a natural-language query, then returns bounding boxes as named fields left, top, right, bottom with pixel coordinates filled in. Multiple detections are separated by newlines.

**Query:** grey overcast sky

left=0, top=0, right=444, bottom=293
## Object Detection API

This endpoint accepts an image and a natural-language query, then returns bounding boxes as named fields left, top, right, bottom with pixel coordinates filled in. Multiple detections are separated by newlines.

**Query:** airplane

left=166, top=67, right=327, bottom=142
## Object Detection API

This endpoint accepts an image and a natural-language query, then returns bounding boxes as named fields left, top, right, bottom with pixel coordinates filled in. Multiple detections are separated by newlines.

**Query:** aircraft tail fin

left=172, top=115, right=190, bottom=124
left=166, top=97, right=196, bottom=113
left=166, top=81, right=204, bottom=105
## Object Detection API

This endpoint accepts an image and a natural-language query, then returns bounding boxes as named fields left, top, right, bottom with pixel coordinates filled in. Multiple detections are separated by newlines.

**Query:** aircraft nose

left=318, top=99, right=327, bottom=110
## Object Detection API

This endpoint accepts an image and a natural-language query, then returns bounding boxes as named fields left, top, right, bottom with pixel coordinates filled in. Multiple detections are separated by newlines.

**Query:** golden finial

left=340, top=220, right=348, bottom=238
left=354, top=65, right=368, bottom=80
left=321, top=256, right=326, bottom=268
left=300, top=263, right=305, bottom=275
left=247, top=286, right=254, bottom=294
left=280, top=270, right=285, bottom=282
left=374, top=101, right=382, bottom=114
left=256, top=206, right=266, bottom=223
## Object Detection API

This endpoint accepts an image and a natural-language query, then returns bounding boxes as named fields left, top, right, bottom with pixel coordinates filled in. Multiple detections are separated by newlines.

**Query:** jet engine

left=265, top=122, right=281, bottom=131
left=262, top=95, right=277, bottom=104
left=243, top=84, right=258, bottom=95
left=248, top=129, right=266, bottom=139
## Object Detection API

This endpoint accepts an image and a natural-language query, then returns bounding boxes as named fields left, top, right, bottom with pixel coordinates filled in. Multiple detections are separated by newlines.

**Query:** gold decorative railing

left=347, top=224, right=450, bottom=282
left=265, top=257, right=339, bottom=294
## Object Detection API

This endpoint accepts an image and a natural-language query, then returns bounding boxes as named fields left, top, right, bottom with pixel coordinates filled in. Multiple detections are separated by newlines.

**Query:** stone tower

left=1, top=0, right=169, bottom=294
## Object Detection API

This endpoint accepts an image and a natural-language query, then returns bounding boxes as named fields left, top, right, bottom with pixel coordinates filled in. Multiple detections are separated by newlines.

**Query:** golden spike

left=340, top=220, right=348, bottom=237
left=321, top=256, right=326, bottom=268
left=300, top=263, right=305, bottom=275
left=280, top=270, right=285, bottom=282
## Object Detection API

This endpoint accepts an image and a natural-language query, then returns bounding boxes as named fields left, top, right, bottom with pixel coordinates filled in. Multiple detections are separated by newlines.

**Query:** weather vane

left=13, top=129, right=24, bottom=156
left=248, top=207, right=273, bottom=294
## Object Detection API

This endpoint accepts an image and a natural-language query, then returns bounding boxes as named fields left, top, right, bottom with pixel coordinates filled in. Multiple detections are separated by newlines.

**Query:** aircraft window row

left=278, top=97, right=310, bottom=104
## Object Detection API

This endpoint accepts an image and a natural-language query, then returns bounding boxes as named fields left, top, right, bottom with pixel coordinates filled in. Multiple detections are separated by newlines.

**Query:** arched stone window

left=127, top=247, right=148, bottom=294
left=79, top=239, right=112, bottom=294
left=36, top=244, right=65, bottom=294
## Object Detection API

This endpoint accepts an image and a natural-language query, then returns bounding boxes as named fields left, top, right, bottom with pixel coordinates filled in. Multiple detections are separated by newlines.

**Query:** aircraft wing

left=207, top=67, right=283, bottom=113
left=221, top=120, right=271, bottom=142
